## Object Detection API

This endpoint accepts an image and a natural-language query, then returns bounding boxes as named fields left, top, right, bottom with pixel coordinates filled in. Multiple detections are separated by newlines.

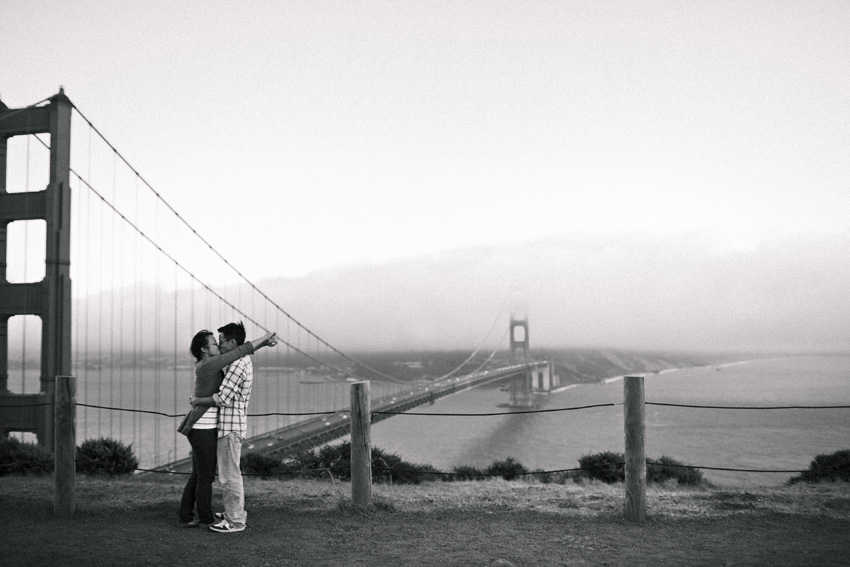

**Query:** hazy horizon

left=7, top=229, right=850, bottom=356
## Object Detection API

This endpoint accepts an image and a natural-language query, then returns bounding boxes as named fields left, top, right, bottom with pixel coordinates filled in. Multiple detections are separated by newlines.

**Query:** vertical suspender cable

left=132, top=174, right=139, bottom=450
left=190, top=234, right=195, bottom=340
left=260, top=289, right=266, bottom=437
left=275, top=307, right=280, bottom=430
left=205, top=244, right=211, bottom=330
left=110, top=151, right=116, bottom=434
left=71, top=141, right=80, bottom=398
left=217, top=253, right=221, bottom=324
left=173, top=220, right=179, bottom=459
left=97, top=139, right=104, bottom=438
left=286, top=316, right=291, bottom=427
left=117, top=160, right=124, bottom=442
left=154, top=200, right=160, bottom=464
left=84, top=125, right=92, bottom=434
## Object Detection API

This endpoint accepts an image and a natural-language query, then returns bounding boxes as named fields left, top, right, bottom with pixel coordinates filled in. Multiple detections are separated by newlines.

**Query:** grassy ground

left=1, top=475, right=849, bottom=566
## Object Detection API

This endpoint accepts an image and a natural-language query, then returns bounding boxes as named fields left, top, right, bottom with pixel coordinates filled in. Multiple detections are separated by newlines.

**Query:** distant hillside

left=539, top=348, right=731, bottom=385
left=304, top=348, right=727, bottom=386
left=14, top=229, right=846, bottom=357
left=257, top=230, right=850, bottom=353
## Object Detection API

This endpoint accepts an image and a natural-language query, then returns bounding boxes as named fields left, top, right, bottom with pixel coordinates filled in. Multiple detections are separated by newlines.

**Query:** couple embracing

left=177, top=321, right=277, bottom=533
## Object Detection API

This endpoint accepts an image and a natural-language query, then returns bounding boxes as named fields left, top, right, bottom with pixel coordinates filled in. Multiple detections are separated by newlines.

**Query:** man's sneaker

left=178, top=519, right=199, bottom=528
left=209, top=519, right=245, bottom=533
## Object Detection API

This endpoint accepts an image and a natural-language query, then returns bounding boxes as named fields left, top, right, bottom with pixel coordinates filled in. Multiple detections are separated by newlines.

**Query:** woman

left=177, top=328, right=276, bottom=528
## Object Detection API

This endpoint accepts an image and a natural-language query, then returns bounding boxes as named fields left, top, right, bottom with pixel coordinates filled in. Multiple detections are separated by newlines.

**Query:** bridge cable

left=49, top=104, right=513, bottom=391
left=434, top=294, right=509, bottom=381
left=68, top=104, right=406, bottom=383
left=66, top=167, right=341, bottom=372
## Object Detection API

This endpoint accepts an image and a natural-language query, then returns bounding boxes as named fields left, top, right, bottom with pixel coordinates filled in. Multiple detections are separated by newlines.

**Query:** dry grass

left=1, top=474, right=849, bottom=566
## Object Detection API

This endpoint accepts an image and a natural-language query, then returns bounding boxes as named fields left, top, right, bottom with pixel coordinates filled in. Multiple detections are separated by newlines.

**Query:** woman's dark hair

left=190, top=330, right=214, bottom=361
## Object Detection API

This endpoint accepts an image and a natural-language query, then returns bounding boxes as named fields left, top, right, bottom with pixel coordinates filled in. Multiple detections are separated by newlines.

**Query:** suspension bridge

left=0, top=90, right=556, bottom=471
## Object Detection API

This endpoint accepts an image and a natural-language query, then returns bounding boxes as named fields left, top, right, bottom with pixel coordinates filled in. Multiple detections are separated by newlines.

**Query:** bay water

left=9, top=354, right=849, bottom=487
left=371, top=354, right=850, bottom=487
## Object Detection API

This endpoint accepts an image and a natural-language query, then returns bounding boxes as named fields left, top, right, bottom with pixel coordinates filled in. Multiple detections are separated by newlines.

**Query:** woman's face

left=203, top=335, right=219, bottom=356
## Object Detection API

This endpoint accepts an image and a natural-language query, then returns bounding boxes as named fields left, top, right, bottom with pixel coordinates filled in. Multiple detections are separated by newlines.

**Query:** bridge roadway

left=158, top=361, right=546, bottom=474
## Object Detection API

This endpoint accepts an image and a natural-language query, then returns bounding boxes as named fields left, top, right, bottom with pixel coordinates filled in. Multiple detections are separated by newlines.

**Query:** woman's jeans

left=178, top=428, right=218, bottom=524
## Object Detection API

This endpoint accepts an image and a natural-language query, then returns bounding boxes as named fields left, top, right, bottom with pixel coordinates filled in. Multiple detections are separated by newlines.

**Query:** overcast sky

left=2, top=1, right=849, bottom=281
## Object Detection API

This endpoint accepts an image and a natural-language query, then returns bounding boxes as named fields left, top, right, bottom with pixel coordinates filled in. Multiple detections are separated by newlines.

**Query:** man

left=197, top=321, right=271, bottom=533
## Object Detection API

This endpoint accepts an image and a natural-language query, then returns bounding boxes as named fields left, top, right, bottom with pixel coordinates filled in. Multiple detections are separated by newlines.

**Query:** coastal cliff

left=543, top=348, right=733, bottom=385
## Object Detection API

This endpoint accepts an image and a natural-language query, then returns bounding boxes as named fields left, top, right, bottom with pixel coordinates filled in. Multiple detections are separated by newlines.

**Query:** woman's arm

left=190, top=332, right=276, bottom=405
left=194, top=341, right=253, bottom=374
left=194, top=332, right=276, bottom=375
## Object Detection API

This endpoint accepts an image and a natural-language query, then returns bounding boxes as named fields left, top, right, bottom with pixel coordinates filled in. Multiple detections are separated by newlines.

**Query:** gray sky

left=2, top=1, right=849, bottom=280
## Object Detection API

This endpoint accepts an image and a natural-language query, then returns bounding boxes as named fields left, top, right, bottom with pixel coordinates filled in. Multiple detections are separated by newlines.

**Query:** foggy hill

left=257, top=230, right=850, bottom=353
left=20, top=229, right=847, bottom=357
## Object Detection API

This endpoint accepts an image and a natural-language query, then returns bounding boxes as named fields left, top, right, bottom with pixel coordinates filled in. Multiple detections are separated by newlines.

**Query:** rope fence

left=5, top=389, right=845, bottom=476
left=6, top=400, right=849, bottom=414
left=0, top=458, right=813, bottom=478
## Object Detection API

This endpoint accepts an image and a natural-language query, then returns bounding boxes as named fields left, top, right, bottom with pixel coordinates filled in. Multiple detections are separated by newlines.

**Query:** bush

left=579, top=451, right=624, bottom=483
left=445, top=464, right=487, bottom=482
left=788, top=449, right=850, bottom=484
left=371, top=449, right=440, bottom=484
left=486, top=456, right=528, bottom=481
left=0, top=437, right=53, bottom=476
left=76, top=437, right=138, bottom=476
left=578, top=451, right=707, bottom=486
left=241, top=453, right=287, bottom=479
left=647, top=456, right=707, bottom=486
left=532, top=468, right=576, bottom=485
left=283, top=442, right=438, bottom=484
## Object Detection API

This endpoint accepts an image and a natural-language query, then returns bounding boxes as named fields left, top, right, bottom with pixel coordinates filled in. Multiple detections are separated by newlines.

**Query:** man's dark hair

left=217, top=321, right=247, bottom=346
left=190, top=330, right=214, bottom=361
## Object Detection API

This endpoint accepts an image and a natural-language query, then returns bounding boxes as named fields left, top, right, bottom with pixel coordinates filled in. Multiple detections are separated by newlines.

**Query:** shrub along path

left=1, top=475, right=849, bottom=566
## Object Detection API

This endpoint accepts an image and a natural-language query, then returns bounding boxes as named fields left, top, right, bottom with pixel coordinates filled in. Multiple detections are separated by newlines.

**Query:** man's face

left=218, top=333, right=236, bottom=354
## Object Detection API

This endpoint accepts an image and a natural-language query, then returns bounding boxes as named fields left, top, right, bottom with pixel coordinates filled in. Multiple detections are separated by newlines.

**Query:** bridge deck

left=157, top=362, right=545, bottom=474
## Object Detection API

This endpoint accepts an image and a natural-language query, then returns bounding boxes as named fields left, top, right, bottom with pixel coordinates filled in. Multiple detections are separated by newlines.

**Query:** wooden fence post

left=624, top=375, right=646, bottom=523
left=350, top=381, right=372, bottom=507
left=54, top=375, right=76, bottom=517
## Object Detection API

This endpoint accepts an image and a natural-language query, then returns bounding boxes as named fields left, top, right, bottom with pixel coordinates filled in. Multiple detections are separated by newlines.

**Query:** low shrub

left=533, top=469, right=575, bottom=485
left=487, top=456, right=529, bottom=480
left=579, top=451, right=707, bottom=486
left=372, top=449, right=440, bottom=484
left=444, top=464, right=487, bottom=482
left=279, top=442, right=438, bottom=484
left=788, top=449, right=850, bottom=484
left=241, top=453, right=287, bottom=479
left=647, top=456, right=707, bottom=486
left=579, top=451, right=624, bottom=483
left=76, top=437, right=139, bottom=476
left=313, top=442, right=353, bottom=479
left=0, top=437, right=53, bottom=476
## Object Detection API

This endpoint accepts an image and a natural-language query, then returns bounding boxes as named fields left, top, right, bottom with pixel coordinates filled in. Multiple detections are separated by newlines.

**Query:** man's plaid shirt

left=213, top=354, right=253, bottom=438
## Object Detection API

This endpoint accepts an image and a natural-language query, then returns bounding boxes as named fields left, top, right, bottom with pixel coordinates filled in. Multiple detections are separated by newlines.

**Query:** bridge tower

left=0, top=90, right=73, bottom=448
left=508, top=316, right=533, bottom=407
